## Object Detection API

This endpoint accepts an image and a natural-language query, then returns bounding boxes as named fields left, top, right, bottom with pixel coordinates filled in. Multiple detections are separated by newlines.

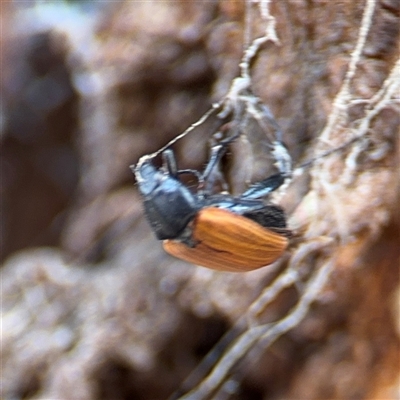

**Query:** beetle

left=132, top=130, right=292, bottom=272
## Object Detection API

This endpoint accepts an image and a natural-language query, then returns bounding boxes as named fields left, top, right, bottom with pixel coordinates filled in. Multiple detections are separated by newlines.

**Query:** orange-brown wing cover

left=163, top=207, right=288, bottom=272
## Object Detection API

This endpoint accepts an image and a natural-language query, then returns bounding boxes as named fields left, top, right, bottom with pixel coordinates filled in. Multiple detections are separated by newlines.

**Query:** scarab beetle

left=132, top=131, right=292, bottom=272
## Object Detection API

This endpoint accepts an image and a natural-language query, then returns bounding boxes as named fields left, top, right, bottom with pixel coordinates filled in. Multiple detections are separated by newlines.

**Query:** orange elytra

left=163, top=207, right=289, bottom=272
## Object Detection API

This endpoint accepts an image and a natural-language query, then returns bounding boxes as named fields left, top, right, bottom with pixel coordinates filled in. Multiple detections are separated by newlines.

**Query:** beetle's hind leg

left=241, top=173, right=285, bottom=200
left=239, top=138, right=291, bottom=201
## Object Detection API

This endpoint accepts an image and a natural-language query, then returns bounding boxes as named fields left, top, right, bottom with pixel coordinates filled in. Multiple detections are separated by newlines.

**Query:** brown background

left=2, top=1, right=399, bottom=399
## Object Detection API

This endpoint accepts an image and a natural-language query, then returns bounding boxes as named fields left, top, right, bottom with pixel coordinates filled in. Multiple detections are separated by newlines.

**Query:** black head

left=133, top=155, right=199, bottom=240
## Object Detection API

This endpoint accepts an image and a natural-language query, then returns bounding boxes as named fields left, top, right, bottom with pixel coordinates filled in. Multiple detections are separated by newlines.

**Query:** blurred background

left=2, top=1, right=399, bottom=399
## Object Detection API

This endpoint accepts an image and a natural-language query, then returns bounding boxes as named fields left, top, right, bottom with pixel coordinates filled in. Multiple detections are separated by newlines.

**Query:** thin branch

left=318, top=0, right=377, bottom=145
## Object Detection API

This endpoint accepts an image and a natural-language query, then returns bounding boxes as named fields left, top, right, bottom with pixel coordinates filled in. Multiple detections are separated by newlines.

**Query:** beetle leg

left=243, top=98, right=293, bottom=179
left=239, top=140, right=291, bottom=200
left=199, top=125, right=243, bottom=195
left=201, top=142, right=226, bottom=182
left=271, top=140, right=292, bottom=179
left=241, top=173, right=285, bottom=200
left=161, top=149, right=179, bottom=178
left=177, top=169, right=203, bottom=181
